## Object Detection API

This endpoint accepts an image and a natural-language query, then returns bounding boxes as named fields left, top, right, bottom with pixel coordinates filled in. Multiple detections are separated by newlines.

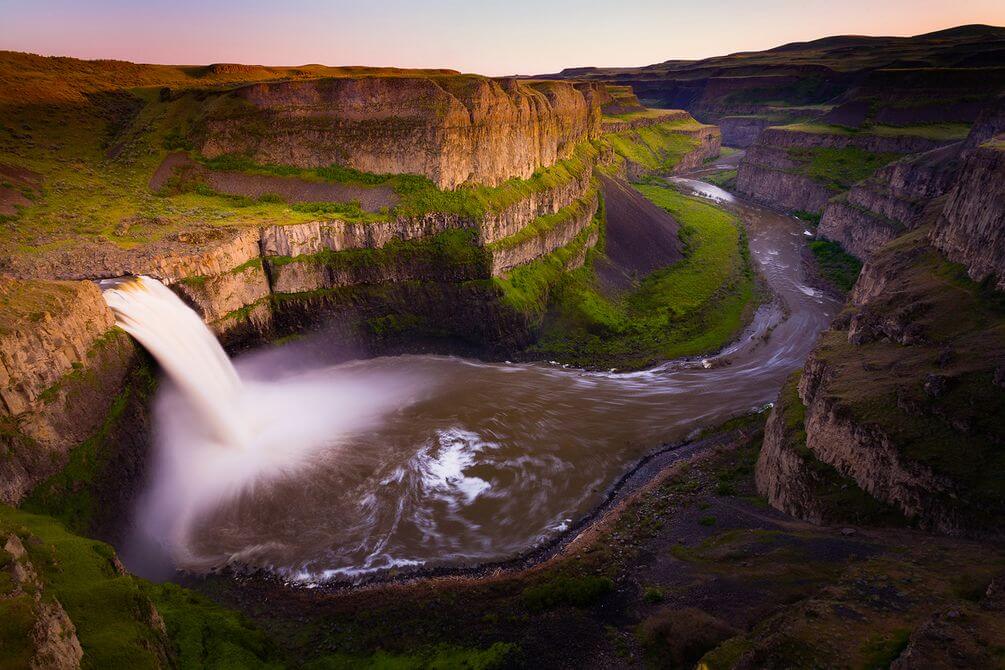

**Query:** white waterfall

left=102, top=276, right=249, bottom=448
left=101, top=275, right=428, bottom=573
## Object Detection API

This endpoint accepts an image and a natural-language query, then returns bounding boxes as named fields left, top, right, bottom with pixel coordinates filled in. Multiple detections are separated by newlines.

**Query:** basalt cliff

left=756, top=117, right=1005, bottom=537
left=0, top=53, right=721, bottom=505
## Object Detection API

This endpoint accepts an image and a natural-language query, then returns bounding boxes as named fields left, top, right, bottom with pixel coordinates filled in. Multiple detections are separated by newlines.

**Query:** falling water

left=101, top=276, right=429, bottom=572
left=102, top=277, right=248, bottom=447
left=100, top=184, right=837, bottom=582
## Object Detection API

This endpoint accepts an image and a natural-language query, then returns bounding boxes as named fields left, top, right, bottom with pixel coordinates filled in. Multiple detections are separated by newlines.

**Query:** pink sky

left=2, top=0, right=1003, bottom=75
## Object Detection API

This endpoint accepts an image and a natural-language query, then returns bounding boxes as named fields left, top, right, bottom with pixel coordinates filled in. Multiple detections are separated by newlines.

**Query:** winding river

left=120, top=169, right=838, bottom=584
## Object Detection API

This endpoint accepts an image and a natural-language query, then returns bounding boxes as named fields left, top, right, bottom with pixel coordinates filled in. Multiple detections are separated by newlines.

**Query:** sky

left=1, top=0, right=1004, bottom=76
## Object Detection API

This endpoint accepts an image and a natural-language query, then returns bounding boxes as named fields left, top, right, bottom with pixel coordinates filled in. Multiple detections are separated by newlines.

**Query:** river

left=121, top=167, right=839, bottom=584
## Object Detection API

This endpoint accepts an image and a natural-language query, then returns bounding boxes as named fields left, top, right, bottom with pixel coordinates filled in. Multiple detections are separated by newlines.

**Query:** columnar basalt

left=817, top=143, right=962, bottom=260
left=737, top=127, right=960, bottom=214
left=0, top=279, right=137, bottom=503
left=929, top=141, right=1005, bottom=290
left=758, top=224, right=1005, bottom=537
left=198, top=77, right=604, bottom=190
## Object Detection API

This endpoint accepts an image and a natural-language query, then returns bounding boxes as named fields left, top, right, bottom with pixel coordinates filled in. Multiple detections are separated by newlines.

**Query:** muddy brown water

left=123, top=172, right=838, bottom=584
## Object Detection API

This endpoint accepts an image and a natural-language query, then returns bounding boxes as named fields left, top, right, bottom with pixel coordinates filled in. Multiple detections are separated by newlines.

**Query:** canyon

left=1, top=24, right=1004, bottom=670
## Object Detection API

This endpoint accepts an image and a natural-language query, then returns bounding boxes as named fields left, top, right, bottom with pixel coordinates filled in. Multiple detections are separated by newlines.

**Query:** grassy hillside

left=497, top=184, right=756, bottom=368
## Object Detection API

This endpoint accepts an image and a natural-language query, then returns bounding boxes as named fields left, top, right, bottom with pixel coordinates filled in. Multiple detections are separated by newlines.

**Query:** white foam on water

left=102, top=276, right=427, bottom=571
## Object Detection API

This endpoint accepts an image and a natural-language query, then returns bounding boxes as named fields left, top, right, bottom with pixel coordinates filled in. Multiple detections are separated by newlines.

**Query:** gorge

left=1, top=22, right=1004, bottom=670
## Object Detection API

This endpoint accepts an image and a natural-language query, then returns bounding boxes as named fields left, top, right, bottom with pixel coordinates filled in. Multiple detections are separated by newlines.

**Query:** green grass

left=141, top=582, right=284, bottom=669
left=808, top=228, right=1005, bottom=524
left=0, top=83, right=596, bottom=261
left=521, top=575, right=614, bottom=612
left=514, top=184, right=756, bottom=368
left=703, top=169, right=736, bottom=189
left=809, top=239, right=863, bottom=291
left=777, top=122, right=971, bottom=141
left=0, top=505, right=169, bottom=669
left=774, top=373, right=911, bottom=526
left=305, top=643, right=521, bottom=670
left=269, top=228, right=489, bottom=278
left=487, top=190, right=596, bottom=252
left=788, top=146, right=901, bottom=191
left=605, top=122, right=702, bottom=172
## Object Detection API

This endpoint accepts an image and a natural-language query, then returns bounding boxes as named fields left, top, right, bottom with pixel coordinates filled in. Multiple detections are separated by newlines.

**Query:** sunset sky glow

left=2, top=0, right=1004, bottom=75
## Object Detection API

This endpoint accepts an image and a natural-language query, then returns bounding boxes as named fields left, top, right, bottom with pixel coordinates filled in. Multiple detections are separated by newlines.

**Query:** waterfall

left=101, top=275, right=429, bottom=574
left=101, top=276, right=249, bottom=448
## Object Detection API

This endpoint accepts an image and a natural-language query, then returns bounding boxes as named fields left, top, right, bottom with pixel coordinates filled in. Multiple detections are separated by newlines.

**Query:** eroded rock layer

left=758, top=226, right=1005, bottom=536
left=198, top=77, right=604, bottom=190
left=737, top=127, right=958, bottom=214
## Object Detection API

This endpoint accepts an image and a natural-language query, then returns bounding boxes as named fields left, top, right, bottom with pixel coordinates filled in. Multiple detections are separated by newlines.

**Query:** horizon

left=1, top=0, right=1004, bottom=76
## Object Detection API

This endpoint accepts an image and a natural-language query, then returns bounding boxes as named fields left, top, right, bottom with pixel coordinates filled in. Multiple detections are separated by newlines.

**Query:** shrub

left=521, top=575, right=614, bottom=612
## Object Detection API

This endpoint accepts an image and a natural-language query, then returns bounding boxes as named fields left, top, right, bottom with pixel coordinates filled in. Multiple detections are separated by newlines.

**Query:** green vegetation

left=642, top=586, right=665, bottom=603
left=487, top=191, right=596, bottom=252
left=809, top=228, right=1005, bottom=525
left=493, top=217, right=601, bottom=316
left=505, top=184, right=756, bottom=368
left=521, top=574, right=614, bottom=611
left=269, top=228, right=489, bottom=277
left=808, top=239, right=863, bottom=292
left=792, top=210, right=821, bottom=226
left=778, top=122, right=971, bottom=141
left=141, top=582, right=284, bottom=669
left=605, top=121, right=702, bottom=173
left=787, top=146, right=901, bottom=191
left=305, top=643, right=521, bottom=670
left=0, top=505, right=169, bottom=669
left=774, top=373, right=909, bottom=526
left=23, top=362, right=155, bottom=535
left=703, top=169, right=736, bottom=189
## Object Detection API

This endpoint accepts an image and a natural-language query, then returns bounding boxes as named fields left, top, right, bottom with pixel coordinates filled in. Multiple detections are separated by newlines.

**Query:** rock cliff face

left=0, top=280, right=139, bottom=504
left=198, top=77, right=603, bottom=190
left=737, top=127, right=957, bottom=214
left=2, top=533, right=84, bottom=670
left=758, top=223, right=1005, bottom=536
left=929, top=142, right=1005, bottom=289
left=487, top=191, right=599, bottom=276
left=818, top=143, right=962, bottom=260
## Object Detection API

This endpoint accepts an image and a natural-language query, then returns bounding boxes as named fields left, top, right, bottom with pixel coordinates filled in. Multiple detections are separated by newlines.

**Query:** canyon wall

left=198, top=76, right=603, bottom=190
left=929, top=142, right=1005, bottom=290
left=818, top=102, right=1005, bottom=262
left=736, top=127, right=958, bottom=214
left=817, top=143, right=961, bottom=260
left=0, top=279, right=137, bottom=504
left=757, top=219, right=1005, bottom=536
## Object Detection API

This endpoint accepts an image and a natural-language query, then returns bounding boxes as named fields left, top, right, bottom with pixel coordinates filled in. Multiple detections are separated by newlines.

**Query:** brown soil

left=149, top=153, right=399, bottom=212
left=596, top=175, right=682, bottom=292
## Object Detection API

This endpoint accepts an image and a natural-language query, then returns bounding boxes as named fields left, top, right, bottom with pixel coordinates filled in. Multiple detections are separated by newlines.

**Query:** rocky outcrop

left=761, top=222, right=1005, bottom=536
left=260, top=214, right=471, bottom=258
left=600, top=109, right=691, bottom=133
left=173, top=260, right=271, bottom=323
left=0, top=279, right=137, bottom=504
left=716, top=116, right=774, bottom=148
left=479, top=157, right=594, bottom=244
left=755, top=377, right=830, bottom=524
left=929, top=142, right=1005, bottom=290
left=735, top=158, right=835, bottom=213
left=198, top=77, right=603, bottom=190
left=672, top=124, right=722, bottom=174
left=737, top=126, right=958, bottom=214
left=488, top=191, right=599, bottom=276
left=2, top=534, right=83, bottom=670
left=818, top=143, right=962, bottom=259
